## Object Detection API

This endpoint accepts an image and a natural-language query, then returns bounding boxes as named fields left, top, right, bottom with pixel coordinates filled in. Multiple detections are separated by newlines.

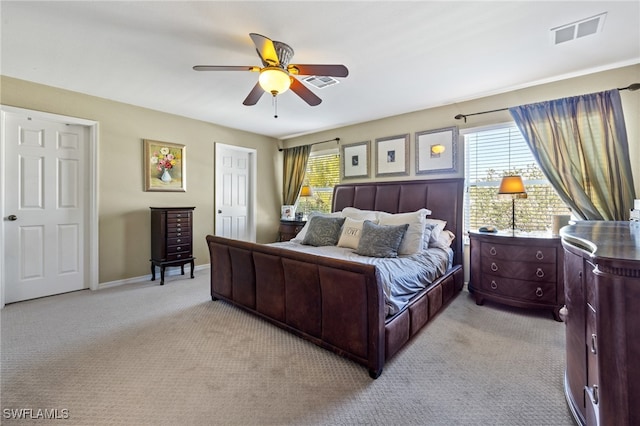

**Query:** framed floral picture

left=143, top=139, right=186, bottom=192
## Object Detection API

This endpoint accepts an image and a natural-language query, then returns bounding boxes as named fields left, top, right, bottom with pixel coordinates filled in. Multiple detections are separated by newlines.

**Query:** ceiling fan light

left=258, top=67, right=291, bottom=96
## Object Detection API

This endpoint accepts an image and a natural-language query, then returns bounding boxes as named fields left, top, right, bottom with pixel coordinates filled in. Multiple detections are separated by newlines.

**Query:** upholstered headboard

left=332, top=178, right=464, bottom=265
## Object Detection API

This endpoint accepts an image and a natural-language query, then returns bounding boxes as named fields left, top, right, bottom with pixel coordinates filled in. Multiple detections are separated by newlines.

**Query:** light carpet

left=1, top=270, right=573, bottom=425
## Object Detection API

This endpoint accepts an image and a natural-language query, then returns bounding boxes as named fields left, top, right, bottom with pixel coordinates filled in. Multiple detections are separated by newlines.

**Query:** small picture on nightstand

left=281, top=205, right=295, bottom=220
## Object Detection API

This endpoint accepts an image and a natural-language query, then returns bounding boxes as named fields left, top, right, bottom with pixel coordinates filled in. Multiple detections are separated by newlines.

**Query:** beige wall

left=2, top=64, right=638, bottom=285
left=1, top=76, right=283, bottom=284
left=284, top=64, right=640, bottom=195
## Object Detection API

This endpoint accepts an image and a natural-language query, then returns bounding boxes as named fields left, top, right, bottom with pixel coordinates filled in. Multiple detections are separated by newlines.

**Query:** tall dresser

left=560, top=221, right=640, bottom=426
left=150, top=207, right=195, bottom=285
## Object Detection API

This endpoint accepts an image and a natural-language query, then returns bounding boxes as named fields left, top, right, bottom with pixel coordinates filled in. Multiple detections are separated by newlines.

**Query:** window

left=464, top=124, right=569, bottom=235
left=301, top=148, right=340, bottom=214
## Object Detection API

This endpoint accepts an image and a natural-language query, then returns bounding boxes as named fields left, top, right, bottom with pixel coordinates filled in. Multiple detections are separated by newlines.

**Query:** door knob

left=218, top=210, right=222, bottom=214
left=7, top=215, right=17, bottom=221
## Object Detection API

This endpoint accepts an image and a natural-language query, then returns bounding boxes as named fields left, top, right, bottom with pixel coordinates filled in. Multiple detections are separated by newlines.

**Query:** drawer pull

left=176, top=227, right=182, bottom=232
left=536, top=250, right=544, bottom=260
left=490, top=280, right=498, bottom=290
left=536, top=268, right=545, bottom=278
left=176, top=239, right=181, bottom=243
left=176, top=232, right=182, bottom=237
left=490, top=262, right=498, bottom=272
left=176, top=214, right=182, bottom=217
left=586, top=385, right=599, bottom=405
left=559, top=305, right=568, bottom=321
left=176, top=246, right=182, bottom=251
left=535, top=287, right=544, bottom=297
left=489, top=247, right=497, bottom=256
left=177, top=218, right=181, bottom=222
left=176, top=254, right=182, bottom=259
left=591, top=333, right=597, bottom=355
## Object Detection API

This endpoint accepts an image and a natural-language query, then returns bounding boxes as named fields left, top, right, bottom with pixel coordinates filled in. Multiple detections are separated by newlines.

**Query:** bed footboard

left=206, top=235, right=386, bottom=378
left=206, top=235, right=463, bottom=378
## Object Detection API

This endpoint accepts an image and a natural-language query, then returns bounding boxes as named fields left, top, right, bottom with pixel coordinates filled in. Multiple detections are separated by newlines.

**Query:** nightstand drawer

left=480, top=259, right=556, bottom=282
left=481, top=242, right=556, bottom=263
left=279, top=220, right=306, bottom=242
left=480, top=275, right=557, bottom=303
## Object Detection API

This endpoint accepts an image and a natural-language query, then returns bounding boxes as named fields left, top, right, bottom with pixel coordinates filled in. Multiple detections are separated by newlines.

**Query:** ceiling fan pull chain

left=273, top=95, right=278, bottom=118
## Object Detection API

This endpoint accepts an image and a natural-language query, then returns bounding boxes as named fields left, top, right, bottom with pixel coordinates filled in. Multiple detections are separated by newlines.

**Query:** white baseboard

left=98, top=264, right=210, bottom=290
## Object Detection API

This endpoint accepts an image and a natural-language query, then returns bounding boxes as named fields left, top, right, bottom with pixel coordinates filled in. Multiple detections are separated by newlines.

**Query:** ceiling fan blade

left=193, top=65, right=257, bottom=72
left=288, top=64, right=349, bottom=78
left=290, top=78, right=322, bottom=106
left=242, top=82, right=265, bottom=106
left=249, top=33, right=279, bottom=67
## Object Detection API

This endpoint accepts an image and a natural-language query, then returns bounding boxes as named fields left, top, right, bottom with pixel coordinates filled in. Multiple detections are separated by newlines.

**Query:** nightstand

left=468, top=231, right=564, bottom=321
left=278, top=219, right=306, bottom=242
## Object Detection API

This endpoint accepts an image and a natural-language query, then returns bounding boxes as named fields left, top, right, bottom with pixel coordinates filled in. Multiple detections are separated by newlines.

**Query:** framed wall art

left=375, top=134, right=409, bottom=177
left=341, top=140, right=370, bottom=179
left=144, top=139, right=186, bottom=192
left=415, top=126, right=458, bottom=174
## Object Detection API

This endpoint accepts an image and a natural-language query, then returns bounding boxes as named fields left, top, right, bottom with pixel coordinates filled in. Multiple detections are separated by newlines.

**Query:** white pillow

left=291, top=211, right=343, bottom=243
left=424, top=218, right=447, bottom=246
left=429, top=229, right=455, bottom=250
left=337, top=217, right=368, bottom=249
left=378, top=208, right=431, bottom=255
left=341, top=207, right=379, bottom=221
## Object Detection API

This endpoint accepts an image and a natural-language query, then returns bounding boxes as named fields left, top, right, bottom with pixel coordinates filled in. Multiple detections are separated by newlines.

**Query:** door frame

left=0, top=105, right=99, bottom=308
left=214, top=142, right=257, bottom=242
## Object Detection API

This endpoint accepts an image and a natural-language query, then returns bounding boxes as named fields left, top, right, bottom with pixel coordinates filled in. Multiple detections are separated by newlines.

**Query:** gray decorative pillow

left=355, top=220, right=409, bottom=258
left=301, top=216, right=346, bottom=246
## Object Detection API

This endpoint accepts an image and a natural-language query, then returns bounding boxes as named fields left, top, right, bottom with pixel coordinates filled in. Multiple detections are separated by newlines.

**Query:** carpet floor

left=1, top=270, right=574, bottom=425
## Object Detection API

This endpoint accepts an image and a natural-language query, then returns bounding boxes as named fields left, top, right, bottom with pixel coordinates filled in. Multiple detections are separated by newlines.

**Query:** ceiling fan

left=193, top=33, right=349, bottom=107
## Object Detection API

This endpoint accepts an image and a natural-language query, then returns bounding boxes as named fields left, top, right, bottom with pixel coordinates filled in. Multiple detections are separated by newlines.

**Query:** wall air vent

left=551, top=12, right=607, bottom=45
left=302, top=75, right=339, bottom=89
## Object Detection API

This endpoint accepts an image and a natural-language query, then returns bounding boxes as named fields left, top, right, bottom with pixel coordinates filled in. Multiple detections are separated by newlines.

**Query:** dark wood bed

left=206, top=178, right=464, bottom=378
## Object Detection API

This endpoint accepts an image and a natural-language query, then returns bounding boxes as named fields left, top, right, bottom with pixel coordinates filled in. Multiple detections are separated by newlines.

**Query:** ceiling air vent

left=551, top=12, right=607, bottom=45
left=302, top=75, right=339, bottom=89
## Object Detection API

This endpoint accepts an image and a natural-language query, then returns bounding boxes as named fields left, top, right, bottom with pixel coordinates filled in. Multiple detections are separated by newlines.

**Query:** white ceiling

left=1, top=1, right=639, bottom=140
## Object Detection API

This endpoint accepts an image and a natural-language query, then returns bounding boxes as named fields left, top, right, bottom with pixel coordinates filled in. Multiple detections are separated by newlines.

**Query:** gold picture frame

left=143, top=139, right=186, bottom=192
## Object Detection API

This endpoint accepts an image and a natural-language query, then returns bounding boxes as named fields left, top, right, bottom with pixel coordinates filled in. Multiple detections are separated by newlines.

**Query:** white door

left=214, top=143, right=256, bottom=241
left=2, top=111, right=88, bottom=303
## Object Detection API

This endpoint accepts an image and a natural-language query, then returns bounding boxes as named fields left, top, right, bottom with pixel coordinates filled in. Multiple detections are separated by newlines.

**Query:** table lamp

left=499, top=175, right=527, bottom=233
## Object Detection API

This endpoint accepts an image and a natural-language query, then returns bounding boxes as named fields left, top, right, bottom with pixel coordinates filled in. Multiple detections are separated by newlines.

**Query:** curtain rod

left=454, top=83, right=640, bottom=123
left=279, top=137, right=340, bottom=152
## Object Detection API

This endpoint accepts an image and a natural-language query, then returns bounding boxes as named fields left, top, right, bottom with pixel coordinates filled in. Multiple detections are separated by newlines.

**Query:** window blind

left=303, top=151, right=340, bottom=214
left=464, top=125, right=569, bottom=234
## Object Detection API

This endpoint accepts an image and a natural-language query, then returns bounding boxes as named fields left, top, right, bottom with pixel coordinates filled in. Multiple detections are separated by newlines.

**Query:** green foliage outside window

left=468, top=163, right=570, bottom=233
left=301, top=152, right=340, bottom=214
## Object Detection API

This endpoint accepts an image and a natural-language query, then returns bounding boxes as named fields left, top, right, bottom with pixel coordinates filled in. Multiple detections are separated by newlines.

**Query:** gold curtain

left=509, top=89, right=636, bottom=220
left=282, top=145, right=312, bottom=205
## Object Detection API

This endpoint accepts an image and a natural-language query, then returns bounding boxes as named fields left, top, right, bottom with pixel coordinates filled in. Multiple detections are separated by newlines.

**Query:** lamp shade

left=300, top=185, right=313, bottom=197
left=258, top=67, right=292, bottom=95
left=498, top=175, right=527, bottom=198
